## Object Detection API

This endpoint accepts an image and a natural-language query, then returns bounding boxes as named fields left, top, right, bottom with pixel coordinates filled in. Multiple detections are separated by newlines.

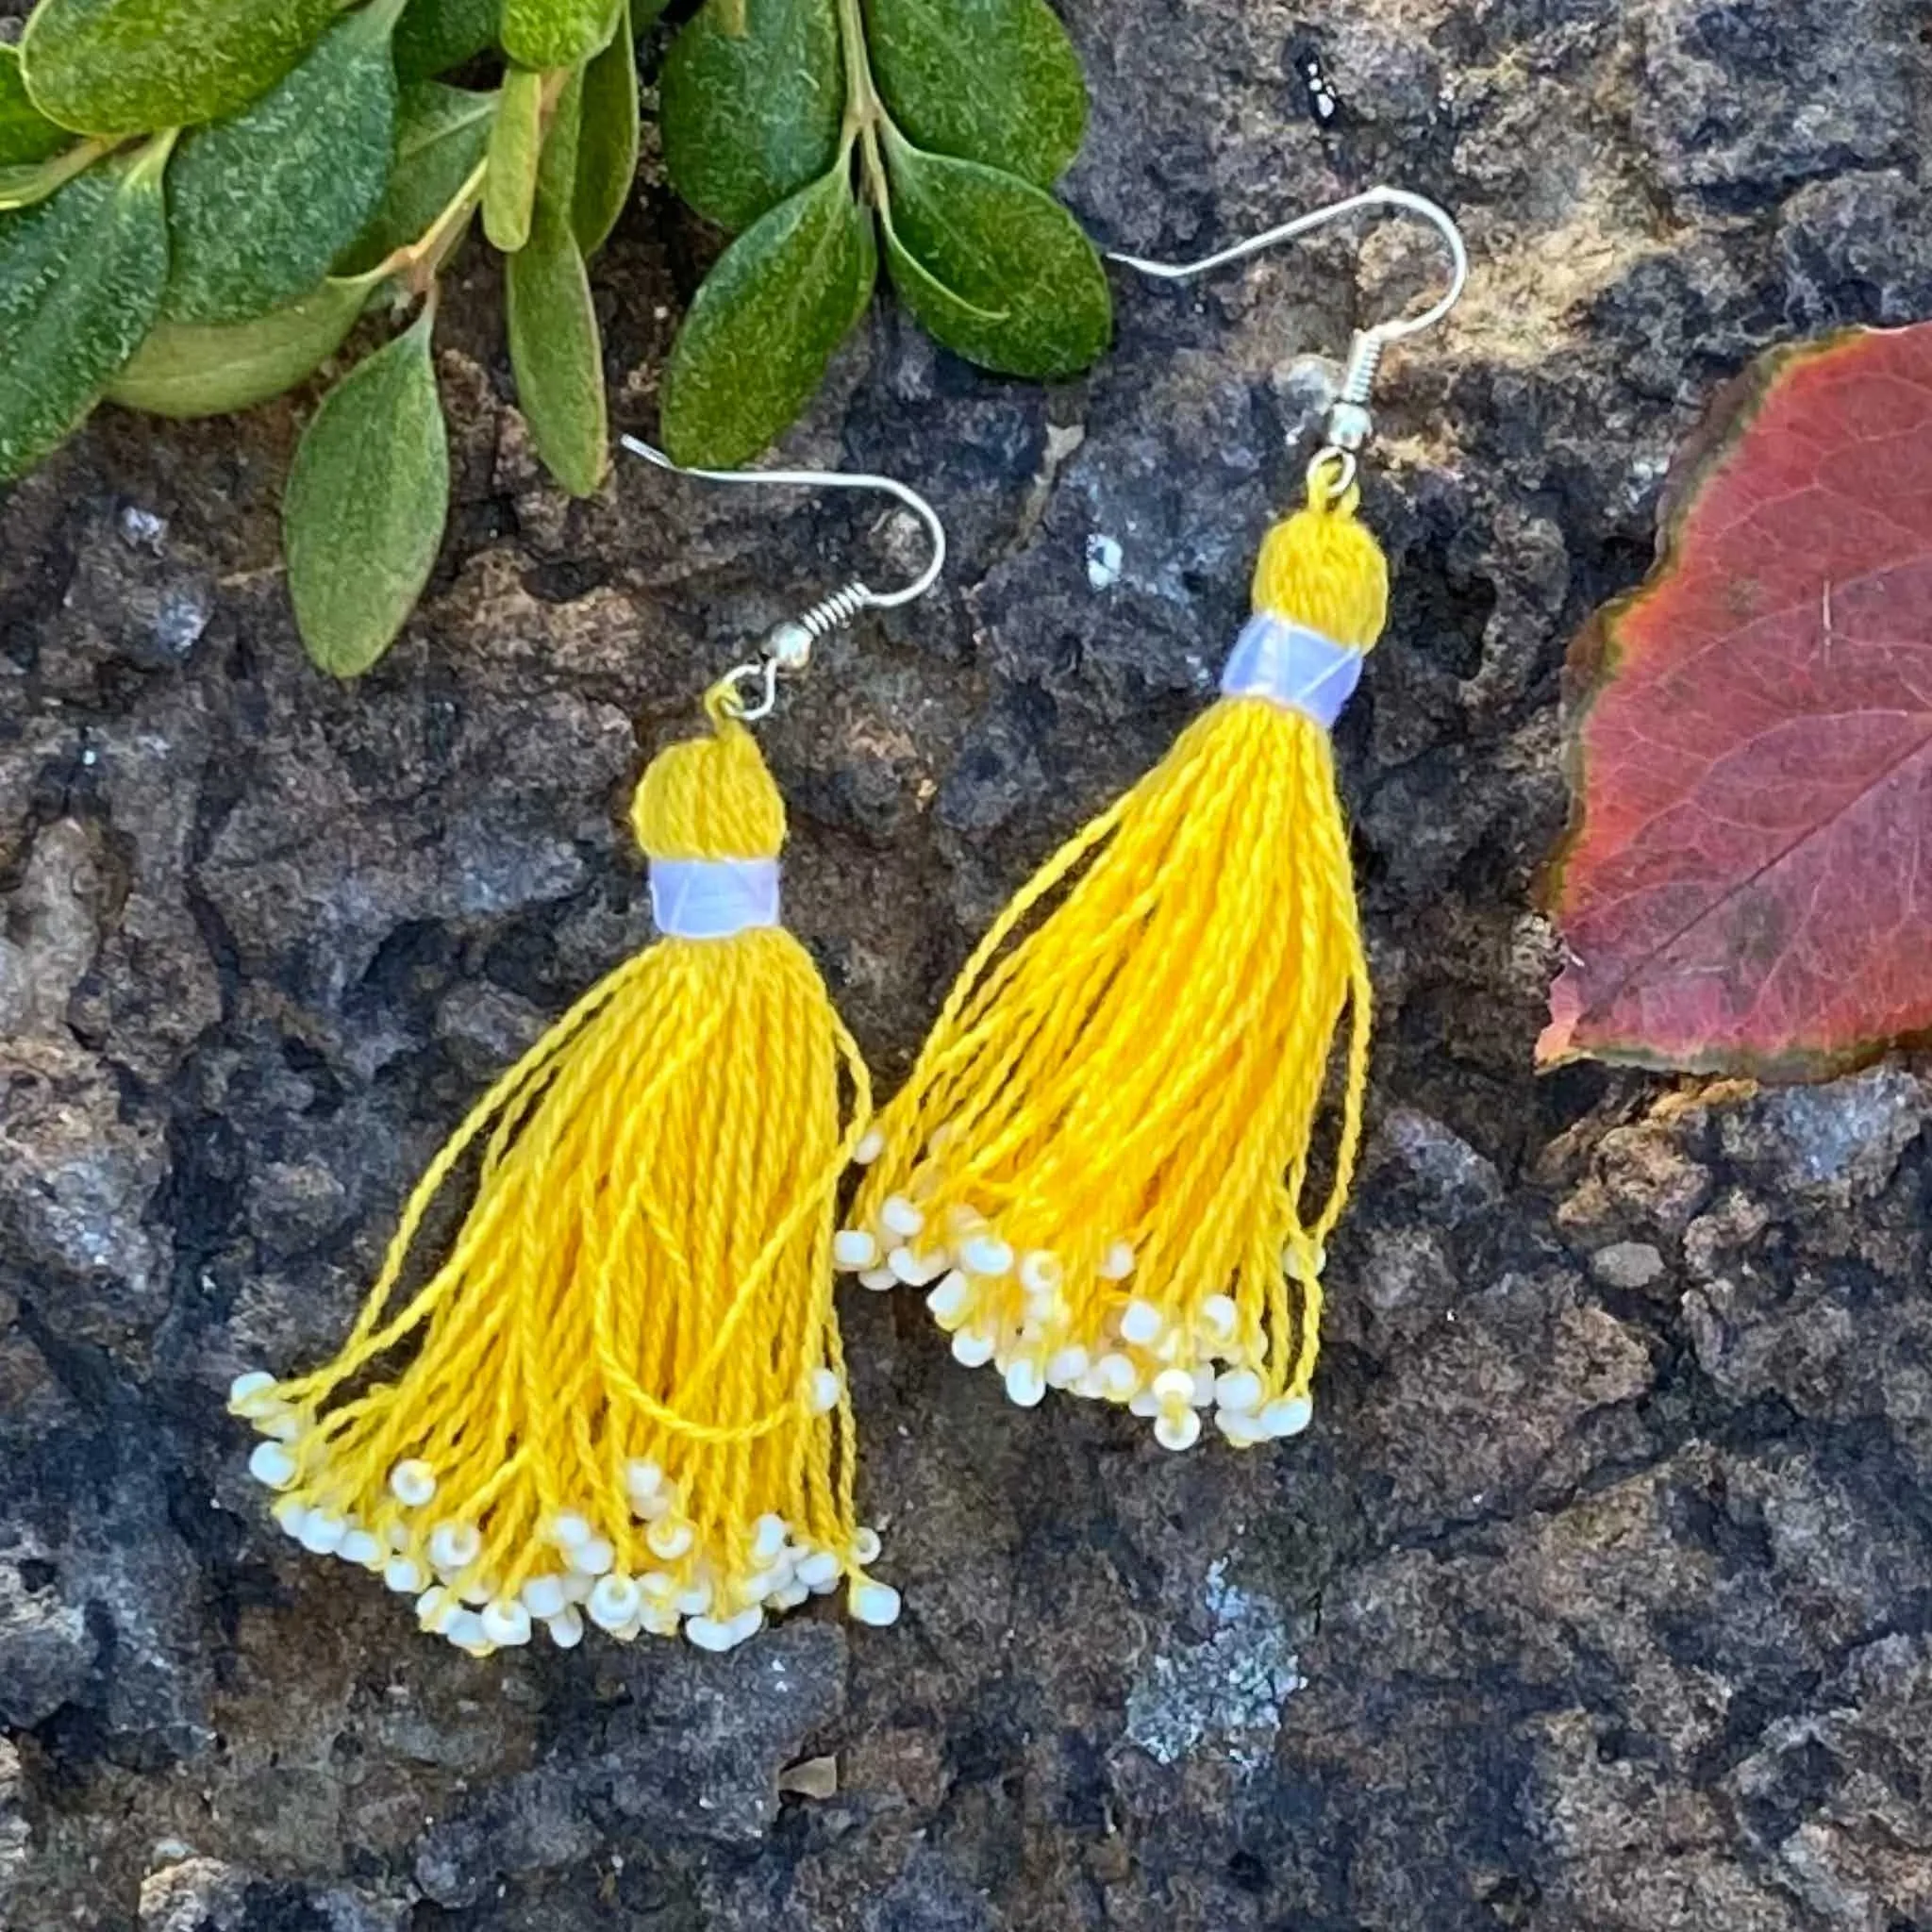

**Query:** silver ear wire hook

left=1107, top=185, right=1468, bottom=497
left=620, top=435, right=948, bottom=722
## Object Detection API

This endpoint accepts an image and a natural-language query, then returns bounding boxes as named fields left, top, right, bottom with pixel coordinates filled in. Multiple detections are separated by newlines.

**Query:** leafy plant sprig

left=658, top=0, right=1111, bottom=466
left=0, top=0, right=1107, bottom=676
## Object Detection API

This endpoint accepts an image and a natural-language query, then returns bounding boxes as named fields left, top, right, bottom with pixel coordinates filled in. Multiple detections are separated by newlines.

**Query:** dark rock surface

left=4, top=1, right=1932, bottom=1926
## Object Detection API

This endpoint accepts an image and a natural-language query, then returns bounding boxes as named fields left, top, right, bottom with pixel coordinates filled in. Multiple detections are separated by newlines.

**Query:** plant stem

left=0, top=137, right=118, bottom=212
left=834, top=0, right=889, bottom=208
left=366, top=160, right=488, bottom=296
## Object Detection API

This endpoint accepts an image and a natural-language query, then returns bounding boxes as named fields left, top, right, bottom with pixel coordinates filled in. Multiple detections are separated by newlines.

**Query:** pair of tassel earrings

left=230, top=188, right=1468, bottom=1658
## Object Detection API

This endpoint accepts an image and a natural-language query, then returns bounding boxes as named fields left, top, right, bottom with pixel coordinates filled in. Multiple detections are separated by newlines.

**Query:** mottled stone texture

left=2, top=1, right=1931, bottom=1927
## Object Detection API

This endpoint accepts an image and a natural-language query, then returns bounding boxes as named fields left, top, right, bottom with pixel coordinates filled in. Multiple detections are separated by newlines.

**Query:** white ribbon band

left=649, top=858, right=781, bottom=941
left=1220, top=614, right=1364, bottom=729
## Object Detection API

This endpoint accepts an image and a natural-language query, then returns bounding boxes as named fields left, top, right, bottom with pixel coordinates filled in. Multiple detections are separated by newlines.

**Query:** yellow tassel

left=847, top=461, right=1389, bottom=1451
left=229, top=694, right=899, bottom=1655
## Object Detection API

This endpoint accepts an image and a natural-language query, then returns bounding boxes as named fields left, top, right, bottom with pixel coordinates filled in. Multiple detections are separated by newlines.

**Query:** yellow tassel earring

left=230, top=441, right=946, bottom=1657
left=843, top=188, right=1468, bottom=1453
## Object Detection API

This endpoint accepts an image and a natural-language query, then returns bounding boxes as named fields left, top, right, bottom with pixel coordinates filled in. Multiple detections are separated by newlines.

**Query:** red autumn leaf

left=1540, top=321, right=1932, bottom=1076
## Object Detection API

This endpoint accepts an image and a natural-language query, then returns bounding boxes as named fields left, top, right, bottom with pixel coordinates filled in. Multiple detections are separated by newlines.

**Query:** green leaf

left=864, top=0, right=1085, bottom=186
left=393, top=0, right=501, bottom=81
left=572, top=0, right=637, bottom=258
left=284, top=305, right=450, bottom=675
left=108, top=275, right=374, bottom=417
left=483, top=64, right=543, bottom=252
left=501, top=0, right=618, bottom=71
left=337, top=81, right=494, bottom=275
left=162, top=3, right=404, bottom=326
left=879, top=128, right=1108, bottom=378
left=0, top=44, right=71, bottom=167
left=661, top=163, right=874, bottom=468
left=0, top=138, right=170, bottom=480
left=508, top=74, right=607, bottom=493
left=21, top=0, right=342, bottom=138
left=660, top=0, right=841, bottom=234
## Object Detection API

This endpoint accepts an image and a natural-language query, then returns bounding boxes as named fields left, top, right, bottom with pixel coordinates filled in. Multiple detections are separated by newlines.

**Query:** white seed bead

left=795, top=1550, right=841, bottom=1592
left=416, top=1587, right=458, bottom=1634
left=685, top=1615, right=735, bottom=1653
left=925, top=1272, right=974, bottom=1324
left=228, top=1370, right=278, bottom=1412
left=1004, top=1357, right=1047, bottom=1408
left=809, top=1368, right=842, bottom=1414
left=853, top=1128, right=887, bottom=1165
left=261, top=1413, right=302, bottom=1441
left=1046, top=1345, right=1091, bottom=1388
left=851, top=1526, right=882, bottom=1565
left=297, top=1511, right=346, bottom=1556
left=770, top=1581, right=810, bottom=1610
left=1199, top=1293, right=1239, bottom=1342
left=625, top=1459, right=665, bottom=1504
left=1217, top=1409, right=1266, bottom=1448
left=459, top=1580, right=492, bottom=1607
left=888, top=1245, right=944, bottom=1287
left=1155, top=1408, right=1204, bottom=1452
left=271, top=1498, right=308, bottom=1539
left=572, top=1535, right=618, bottom=1575
left=753, top=1514, right=790, bottom=1565
left=849, top=1580, right=902, bottom=1627
left=1215, top=1368, right=1264, bottom=1414
left=645, top=1519, right=693, bottom=1561
left=1100, top=1241, right=1137, bottom=1281
left=643, top=1605, right=682, bottom=1638
left=520, top=1574, right=568, bottom=1619
left=1018, top=1251, right=1063, bottom=1298
left=1119, top=1300, right=1164, bottom=1347
left=445, top=1609, right=488, bottom=1651
left=341, top=1528, right=385, bottom=1568
left=1096, top=1353, right=1140, bottom=1401
left=389, top=1459, right=437, bottom=1507
left=561, top=1571, right=594, bottom=1605
left=675, top=1577, right=713, bottom=1617
left=959, top=1234, right=1014, bottom=1278
left=589, top=1575, right=643, bottom=1631
left=1259, top=1395, right=1314, bottom=1439
left=1129, top=1389, right=1161, bottom=1418
left=833, top=1229, right=878, bottom=1271
left=1151, top=1367, right=1196, bottom=1407
left=879, top=1195, right=924, bottom=1240
left=546, top=1607, right=585, bottom=1649
left=482, top=1600, right=532, bottom=1646
left=742, top=1564, right=789, bottom=1601
left=858, top=1267, right=899, bottom=1292
left=550, top=1511, right=593, bottom=1550
left=428, top=1523, right=481, bottom=1573
left=1191, top=1366, right=1218, bottom=1407
left=727, top=1606, right=765, bottom=1646
left=247, top=1441, right=297, bottom=1491
left=950, top=1328, right=996, bottom=1369
left=1073, top=1369, right=1108, bottom=1400
left=384, top=1556, right=426, bottom=1593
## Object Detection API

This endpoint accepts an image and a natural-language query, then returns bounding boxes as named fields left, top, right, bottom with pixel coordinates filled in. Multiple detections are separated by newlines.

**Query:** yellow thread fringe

left=231, top=698, right=893, bottom=1655
left=847, top=469, right=1389, bottom=1451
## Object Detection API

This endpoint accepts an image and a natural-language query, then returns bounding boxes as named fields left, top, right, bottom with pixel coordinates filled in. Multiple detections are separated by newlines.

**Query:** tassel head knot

left=631, top=708, right=787, bottom=863
left=1251, top=464, right=1390, bottom=652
